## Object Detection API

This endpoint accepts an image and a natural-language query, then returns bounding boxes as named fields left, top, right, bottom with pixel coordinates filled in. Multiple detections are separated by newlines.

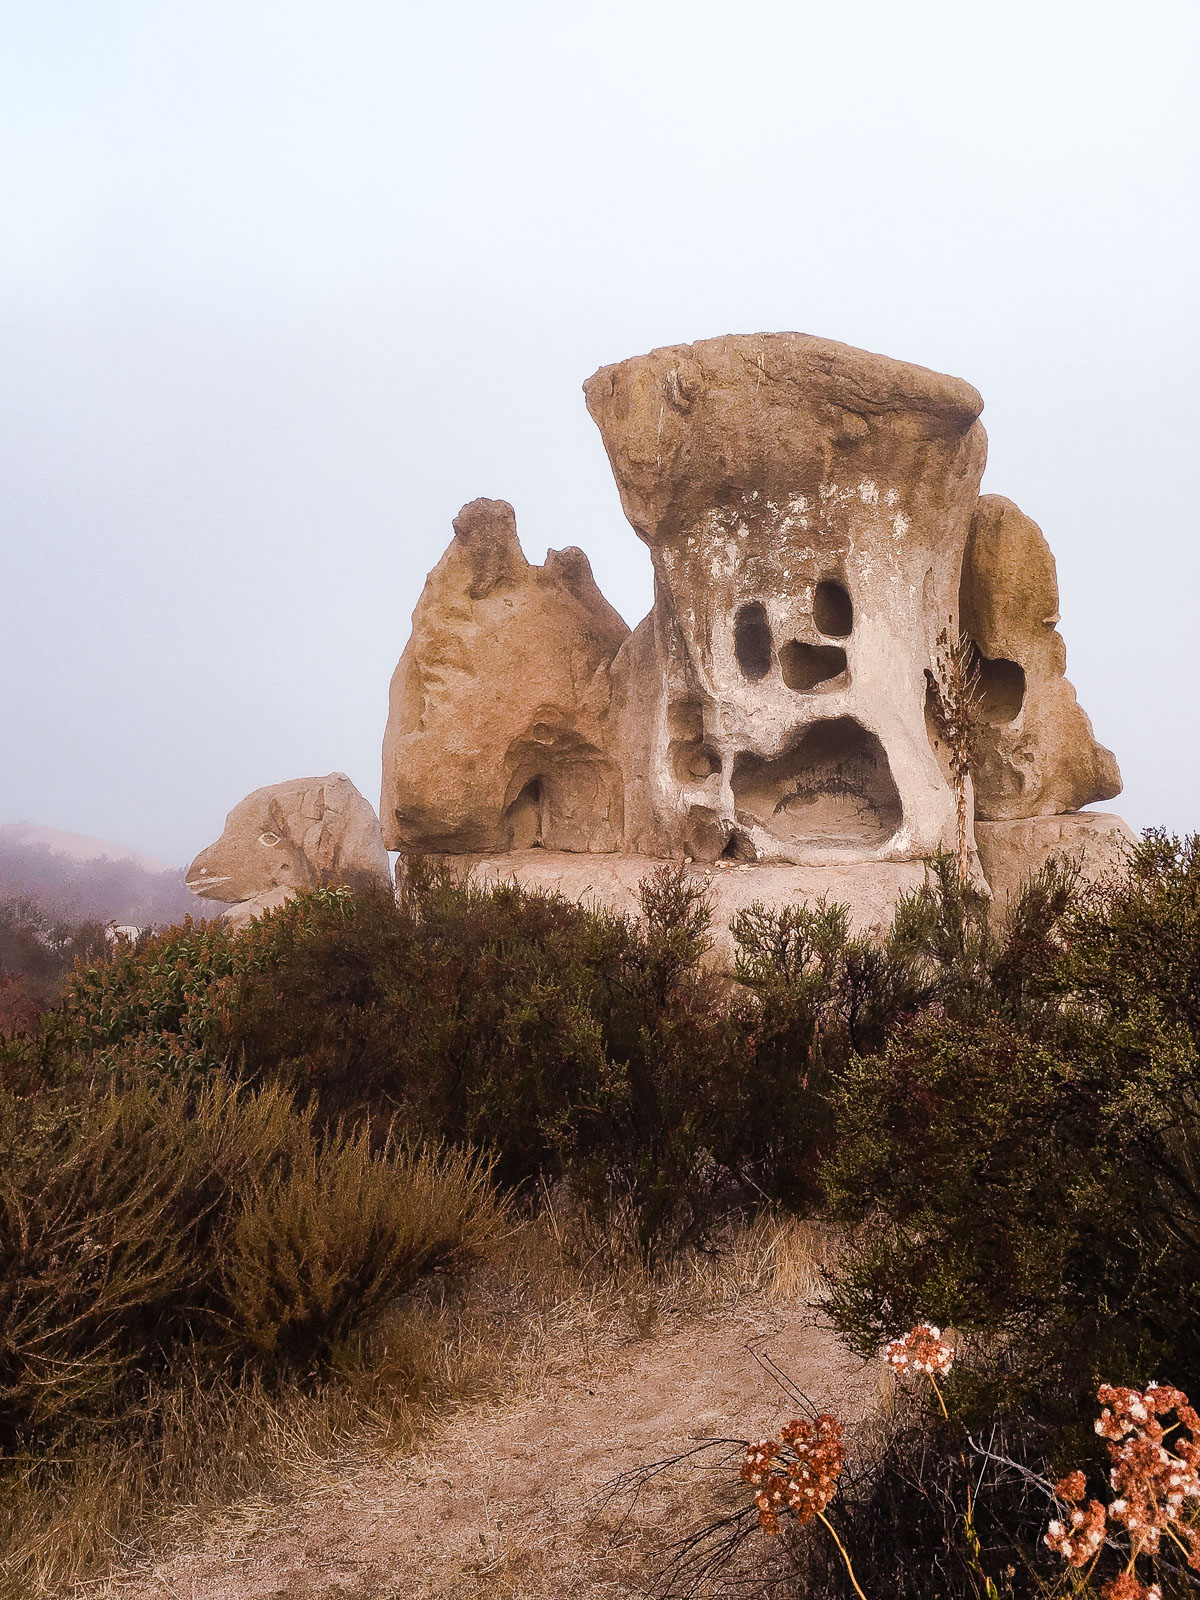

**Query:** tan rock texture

left=187, top=772, right=390, bottom=925
left=961, top=495, right=1121, bottom=819
left=974, top=811, right=1136, bottom=908
left=379, top=334, right=1129, bottom=922
left=381, top=498, right=629, bottom=854
left=585, top=332, right=987, bottom=865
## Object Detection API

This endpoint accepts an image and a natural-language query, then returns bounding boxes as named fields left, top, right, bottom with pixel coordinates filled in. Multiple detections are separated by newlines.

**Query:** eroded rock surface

left=187, top=773, right=390, bottom=927
left=381, top=498, right=629, bottom=854
left=378, top=334, right=1129, bottom=923
left=586, top=332, right=987, bottom=864
left=961, top=495, right=1121, bottom=819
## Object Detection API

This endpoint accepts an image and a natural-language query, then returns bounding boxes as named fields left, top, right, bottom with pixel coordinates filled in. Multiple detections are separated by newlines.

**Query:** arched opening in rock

left=779, top=640, right=848, bottom=692
left=503, top=728, right=624, bottom=853
left=731, top=718, right=902, bottom=849
left=813, top=579, right=853, bottom=638
left=504, top=777, right=545, bottom=849
left=969, top=645, right=1026, bottom=723
left=734, top=602, right=773, bottom=680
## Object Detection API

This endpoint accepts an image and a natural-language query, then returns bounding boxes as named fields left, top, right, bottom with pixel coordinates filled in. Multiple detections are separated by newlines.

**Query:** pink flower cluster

left=882, top=1323, right=954, bottom=1378
left=740, top=1413, right=846, bottom=1537
left=1045, top=1381, right=1200, bottom=1599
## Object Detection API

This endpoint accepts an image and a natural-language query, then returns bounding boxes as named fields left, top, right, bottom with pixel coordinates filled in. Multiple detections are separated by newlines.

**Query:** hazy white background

left=1, top=0, right=1197, bottom=865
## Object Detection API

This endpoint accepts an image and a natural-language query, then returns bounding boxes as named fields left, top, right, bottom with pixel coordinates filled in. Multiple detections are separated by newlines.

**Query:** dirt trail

left=104, top=1295, right=876, bottom=1600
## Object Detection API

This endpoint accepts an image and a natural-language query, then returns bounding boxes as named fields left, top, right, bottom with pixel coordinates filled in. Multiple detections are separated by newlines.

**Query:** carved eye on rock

left=258, top=831, right=281, bottom=847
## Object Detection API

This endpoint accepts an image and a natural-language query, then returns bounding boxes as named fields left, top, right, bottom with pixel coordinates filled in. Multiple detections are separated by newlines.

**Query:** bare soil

left=102, top=1286, right=876, bottom=1600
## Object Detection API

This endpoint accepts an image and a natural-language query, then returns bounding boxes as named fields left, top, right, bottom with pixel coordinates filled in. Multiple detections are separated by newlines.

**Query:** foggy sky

left=2, top=0, right=1197, bottom=865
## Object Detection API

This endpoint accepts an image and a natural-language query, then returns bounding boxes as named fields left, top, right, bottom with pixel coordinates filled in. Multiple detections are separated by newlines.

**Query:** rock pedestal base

left=425, top=850, right=930, bottom=969
left=417, top=815, right=1136, bottom=969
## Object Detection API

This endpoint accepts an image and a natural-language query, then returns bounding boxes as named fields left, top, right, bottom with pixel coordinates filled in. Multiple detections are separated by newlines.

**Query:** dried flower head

left=1101, top=1576, right=1161, bottom=1600
left=1047, top=1382, right=1200, bottom=1581
left=883, top=1323, right=955, bottom=1378
left=740, top=1413, right=846, bottom=1534
left=1055, top=1470, right=1088, bottom=1503
left=1044, top=1498, right=1106, bottom=1566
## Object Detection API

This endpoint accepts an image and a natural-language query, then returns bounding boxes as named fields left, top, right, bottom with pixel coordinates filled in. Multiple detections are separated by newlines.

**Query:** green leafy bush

left=27, top=871, right=738, bottom=1248
left=825, top=833, right=1200, bottom=1408
left=14, top=853, right=1095, bottom=1259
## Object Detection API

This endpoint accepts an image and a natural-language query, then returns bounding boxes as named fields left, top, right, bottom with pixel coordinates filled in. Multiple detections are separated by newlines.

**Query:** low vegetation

left=0, top=895, right=107, bottom=1034
left=0, top=831, right=1197, bottom=1596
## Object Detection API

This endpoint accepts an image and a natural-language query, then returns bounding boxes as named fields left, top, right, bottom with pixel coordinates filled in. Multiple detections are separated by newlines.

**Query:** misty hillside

left=0, top=824, right=213, bottom=926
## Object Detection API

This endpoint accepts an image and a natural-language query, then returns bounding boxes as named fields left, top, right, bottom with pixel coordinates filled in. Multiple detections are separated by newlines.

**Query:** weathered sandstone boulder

left=585, top=333, right=987, bottom=865
left=961, top=495, right=1121, bottom=819
left=974, top=812, right=1136, bottom=908
left=379, top=333, right=1130, bottom=936
left=381, top=498, right=629, bottom=854
left=187, top=772, right=390, bottom=927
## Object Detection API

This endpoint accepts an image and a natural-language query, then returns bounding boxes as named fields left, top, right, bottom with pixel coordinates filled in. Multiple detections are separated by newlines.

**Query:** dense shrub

left=825, top=832, right=1200, bottom=1410
left=0, top=1073, right=501, bottom=1448
left=30, top=872, right=750, bottom=1248
left=8, top=852, right=1099, bottom=1258
left=220, top=1128, right=498, bottom=1371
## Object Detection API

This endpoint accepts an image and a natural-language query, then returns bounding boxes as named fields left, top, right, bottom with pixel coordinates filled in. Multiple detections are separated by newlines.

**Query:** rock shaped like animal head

left=187, top=774, right=390, bottom=906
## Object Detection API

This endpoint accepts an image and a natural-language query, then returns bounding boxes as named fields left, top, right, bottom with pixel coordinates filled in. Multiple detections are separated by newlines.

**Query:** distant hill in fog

left=0, top=823, right=214, bottom=926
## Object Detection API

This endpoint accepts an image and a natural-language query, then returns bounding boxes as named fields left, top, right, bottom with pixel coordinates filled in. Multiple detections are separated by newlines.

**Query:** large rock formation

left=188, top=773, right=390, bottom=928
left=381, top=498, right=629, bottom=855
left=379, top=333, right=1129, bottom=928
left=585, top=333, right=986, bottom=865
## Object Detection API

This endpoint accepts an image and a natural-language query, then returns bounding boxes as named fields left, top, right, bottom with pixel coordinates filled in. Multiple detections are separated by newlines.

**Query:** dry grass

left=3, top=1297, right=494, bottom=1600
left=1, top=1207, right=841, bottom=1600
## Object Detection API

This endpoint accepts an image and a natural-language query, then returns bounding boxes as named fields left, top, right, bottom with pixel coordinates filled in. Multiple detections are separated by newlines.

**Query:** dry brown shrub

left=220, top=1134, right=501, bottom=1371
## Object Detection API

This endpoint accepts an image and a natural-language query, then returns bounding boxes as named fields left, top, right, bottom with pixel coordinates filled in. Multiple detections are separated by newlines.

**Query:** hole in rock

left=813, top=579, right=853, bottom=637
left=969, top=646, right=1026, bottom=724
left=667, top=699, right=720, bottom=783
left=734, top=603, right=773, bottom=680
left=731, top=718, right=902, bottom=849
left=780, top=640, right=848, bottom=692
left=672, top=741, right=721, bottom=783
left=504, top=778, right=545, bottom=849
left=719, top=829, right=758, bottom=862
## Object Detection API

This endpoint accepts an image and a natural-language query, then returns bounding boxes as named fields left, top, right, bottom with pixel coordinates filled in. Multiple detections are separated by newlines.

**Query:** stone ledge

left=974, top=812, right=1137, bottom=908
left=435, top=850, right=931, bottom=969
